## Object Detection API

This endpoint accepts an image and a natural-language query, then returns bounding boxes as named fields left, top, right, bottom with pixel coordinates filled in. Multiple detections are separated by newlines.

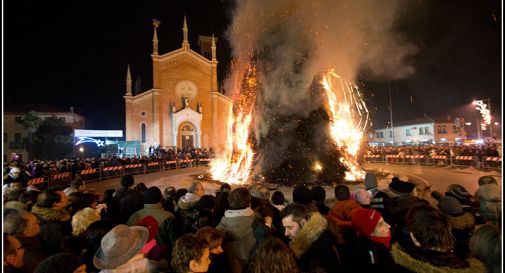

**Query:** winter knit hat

left=352, top=189, right=371, bottom=206
left=352, top=208, right=382, bottom=239
left=364, top=172, right=378, bottom=189
left=437, top=196, right=464, bottom=216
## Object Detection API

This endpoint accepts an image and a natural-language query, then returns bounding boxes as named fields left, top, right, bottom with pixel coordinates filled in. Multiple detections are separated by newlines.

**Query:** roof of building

left=4, top=104, right=71, bottom=114
left=393, top=116, right=435, bottom=127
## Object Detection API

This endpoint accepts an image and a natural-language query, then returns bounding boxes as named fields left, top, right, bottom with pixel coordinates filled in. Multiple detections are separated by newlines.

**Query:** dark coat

left=116, top=188, right=144, bottom=224
left=290, top=212, right=342, bottom=273
left=348, top=236, right=398, bottom=273
left=31, top=206, right=72, bottom=255
left=17, top=236, right=48, bottom=273
left=390, top=243, right=486, bottom=273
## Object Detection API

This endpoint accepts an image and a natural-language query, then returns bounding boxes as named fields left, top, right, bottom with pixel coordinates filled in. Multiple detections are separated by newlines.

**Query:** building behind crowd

left=3, top=104, right=87, bottom=161
left=368, top=115, right=466, bottom=146
left=124, top=17, right=232, bottom=154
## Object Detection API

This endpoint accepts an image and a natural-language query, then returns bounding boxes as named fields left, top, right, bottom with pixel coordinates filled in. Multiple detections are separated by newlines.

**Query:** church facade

left=124, top=18, right=232, bottom=154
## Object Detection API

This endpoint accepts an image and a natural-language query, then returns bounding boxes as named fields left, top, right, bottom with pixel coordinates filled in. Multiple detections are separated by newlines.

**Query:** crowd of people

left=2, top=148, right=213, bottom=187
left=365, top=144, right=501, bottom=159
left=3, top=164, right=502, bottom=273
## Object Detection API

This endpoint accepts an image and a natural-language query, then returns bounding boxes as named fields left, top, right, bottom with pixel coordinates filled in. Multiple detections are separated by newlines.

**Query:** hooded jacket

left=289, top=212, right=341, bottom=273
left=390, top=243, right=486, bottom=273
left=475, top=184, right=501, bottom=225
left=216, top=208, right=256, bottom=273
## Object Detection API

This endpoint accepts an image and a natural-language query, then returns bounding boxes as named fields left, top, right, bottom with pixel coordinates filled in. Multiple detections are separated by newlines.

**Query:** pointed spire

left=182, top=16, right=189, bottom=50
left=211, top=34, right=217, bottom=61
left=152, top=19, right=160, bottom=55
left=126, top=65, right=132, bottom=96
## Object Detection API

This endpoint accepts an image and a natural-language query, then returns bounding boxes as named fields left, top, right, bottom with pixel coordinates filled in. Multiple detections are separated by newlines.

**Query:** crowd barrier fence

left=363, top=154, right=500, bottom=170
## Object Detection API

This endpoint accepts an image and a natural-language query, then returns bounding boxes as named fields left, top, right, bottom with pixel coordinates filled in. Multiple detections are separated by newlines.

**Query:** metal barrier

left=146, top=162, right=161, bottom=173
left=101, top=166, right=124, bottom=180
left=27, top=177, right=47, bottom=186
left=178, top=159, right=195, bottom=168
left=483, top=157, right=502, bottom=169
left=124, top=164, right=144, bottom=175
left=78, top=168, right=100, bottom=182
left=164, top=160, right=177, bottom=170
left=454, top=156, right=477, bottom=167
left=49, top=172, right=72, bottom=188
left=196, top=158, right=212, bottom=166
left=430, top=155, right=448, bottom=166
left=364, top=155, right=382, bottom=163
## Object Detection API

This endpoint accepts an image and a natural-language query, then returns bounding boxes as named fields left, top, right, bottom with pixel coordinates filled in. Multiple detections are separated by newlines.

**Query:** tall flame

left=322, top=70, right=368, bottom=181
left=210, top=62, right=257, bottom=184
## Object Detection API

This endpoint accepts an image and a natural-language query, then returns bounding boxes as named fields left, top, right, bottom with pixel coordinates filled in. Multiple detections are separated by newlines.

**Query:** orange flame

left=210, top=61, right=257, bottom=184
left=322, top=70, right=368, bottom=180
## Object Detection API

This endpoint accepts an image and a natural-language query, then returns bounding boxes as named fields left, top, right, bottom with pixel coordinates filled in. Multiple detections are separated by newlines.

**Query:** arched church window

left=141, top=123, right=146, bottom=143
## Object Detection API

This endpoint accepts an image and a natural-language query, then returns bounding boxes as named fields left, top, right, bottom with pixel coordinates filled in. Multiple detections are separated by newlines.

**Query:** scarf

left=371, top=235, right=391, bottom=249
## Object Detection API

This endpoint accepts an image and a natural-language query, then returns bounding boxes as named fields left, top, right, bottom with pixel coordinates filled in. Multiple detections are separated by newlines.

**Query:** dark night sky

left=4, top=0, right=502, bottom=136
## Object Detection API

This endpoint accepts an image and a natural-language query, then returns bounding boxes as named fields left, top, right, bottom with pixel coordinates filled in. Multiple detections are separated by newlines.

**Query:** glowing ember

left=313, top=161, right=323, bottom=172
left=322, top=70, right=368, bottom=181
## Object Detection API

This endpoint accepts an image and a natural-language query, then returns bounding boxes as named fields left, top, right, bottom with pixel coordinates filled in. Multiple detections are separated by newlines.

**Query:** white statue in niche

left=184, top=97, right=190, bottom=108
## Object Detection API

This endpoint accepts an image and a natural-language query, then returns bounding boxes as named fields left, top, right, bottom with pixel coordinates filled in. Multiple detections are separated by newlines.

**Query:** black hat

left=438, top=196, right=464, bottom=216
left=120, top=175, right=134, bottom=188
left=389, top=178, right=415, bottom=195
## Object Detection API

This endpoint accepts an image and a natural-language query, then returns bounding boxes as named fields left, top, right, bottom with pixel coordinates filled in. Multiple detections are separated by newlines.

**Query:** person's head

left=9, top=167, right=21, bottom=180
left=134, top=182, right=147, bottom=193
left=34, top=253, right=86, bottom=273
left=310, top=186, right=326, bottom=203
left=280, top=203, right=310, bottom=240
left=120, top=174, right=134, bottom=188
left=352, top=189, right=371, bottom=206
left=19, top=190, right=40, bottom=208
left=271, top=191, right=285, bottom=206
left=172, top=233, right=211, bottom=273
left=189, top=181, right=205, bottom=197
left=478, top=176, right=498, bottom=186
left=197, top=195, right=217, bottom=211
left=3, top=209, right=40, bottom=238
left=102, top=189, right=116, bottom=201
left=93, top=224, right=149, bottom=270
left=72, top=207, right=101, bottom=236
left=250, top=237, right=299, bottom=273
left=292, top=185, right=313, bottom=205
left=5, top=188, right=25, bottom=202
left=163, top=186, right=176, bottom=201
left=219, top=183, right=231, bottom=193
left=470, top=224, right=501, bottom=273
left=3, top=234, right=24, bottom=269
left=437, top=196, right=464, bottom=216
left=334, top=185, right=351, bottom=201
left=406, top=203, right=455, bottom=252
left=252, top=186, right=270, bottom=201
left=388, top=177, right=416, bottom=195
left=352, top=208, right=390, bottom=239
left=196, top=226, right=225, bottom=255
left=85, top=220, right=116, bottom=247
left=364, top=172, right=378, bottom=190
left=228, top=187, right=251, bottom=210
left=176, top=188, right=189, bottom=202
left=143, top=186, right=162, bottom=204
left=36, top=189, right=69, bottom=209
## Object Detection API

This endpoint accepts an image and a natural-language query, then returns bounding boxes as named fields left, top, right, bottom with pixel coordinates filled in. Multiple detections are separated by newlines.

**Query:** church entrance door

left=179, top=122, right=195, bottom=150
left=182, top=135, right=194, bottom=149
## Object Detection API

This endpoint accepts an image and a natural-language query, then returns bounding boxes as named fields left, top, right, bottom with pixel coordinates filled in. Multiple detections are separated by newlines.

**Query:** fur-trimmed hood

left=475, top=184, right=501, bottom=201
left=448, top=212, right=475, bottom=230
left=31, top=205, right=71, bottom=222
left=390, top=243, right=486, bottom=273
left=290, top=212, right=328, bottom=258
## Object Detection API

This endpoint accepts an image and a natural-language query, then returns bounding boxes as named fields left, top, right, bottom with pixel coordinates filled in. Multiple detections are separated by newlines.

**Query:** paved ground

left=86, top=164, right=501, bottom=208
